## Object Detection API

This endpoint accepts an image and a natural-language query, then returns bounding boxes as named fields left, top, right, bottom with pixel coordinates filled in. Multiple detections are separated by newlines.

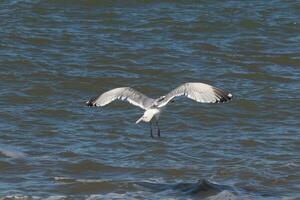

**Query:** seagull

left=86, top=82, right=232, bottom=138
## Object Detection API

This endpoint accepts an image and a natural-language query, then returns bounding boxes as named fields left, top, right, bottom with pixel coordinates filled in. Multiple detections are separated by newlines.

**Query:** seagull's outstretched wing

left=86, top=87, right=154, bottom=110
left=157, top=82, right=232, bottom=108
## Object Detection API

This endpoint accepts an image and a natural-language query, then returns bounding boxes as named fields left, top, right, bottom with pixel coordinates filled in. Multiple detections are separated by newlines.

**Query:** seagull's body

left=86, top=82, right=232, bottom=137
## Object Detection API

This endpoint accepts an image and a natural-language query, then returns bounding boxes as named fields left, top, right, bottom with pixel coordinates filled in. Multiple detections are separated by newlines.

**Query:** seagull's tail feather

left=136, top=109, right=158, bottom=124
left=136, top=116, right=144, bottom=124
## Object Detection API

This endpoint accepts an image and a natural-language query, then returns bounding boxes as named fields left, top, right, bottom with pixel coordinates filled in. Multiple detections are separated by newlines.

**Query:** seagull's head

left=158, top=96, right=166, bottom=101
left=154, top=95, right=175, bottom=106
left=154, top=96, right=166, bottom=106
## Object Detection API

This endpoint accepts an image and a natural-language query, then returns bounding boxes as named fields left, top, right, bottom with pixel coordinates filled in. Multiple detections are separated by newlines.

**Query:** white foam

left=86, top=193, right=128, bottom=200
left=53, top=176, right=108, bottom=184
left=43, top=196, right=66, bottom=200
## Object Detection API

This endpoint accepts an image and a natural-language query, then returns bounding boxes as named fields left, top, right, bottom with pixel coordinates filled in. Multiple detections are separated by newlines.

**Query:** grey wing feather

left=158, top=82, right=232, bottom=107
left=86, top=87, right=154, bottom=110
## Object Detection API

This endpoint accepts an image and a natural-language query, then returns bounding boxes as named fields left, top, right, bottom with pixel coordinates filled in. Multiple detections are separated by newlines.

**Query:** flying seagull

left=86, top=82, right=232, bottom=138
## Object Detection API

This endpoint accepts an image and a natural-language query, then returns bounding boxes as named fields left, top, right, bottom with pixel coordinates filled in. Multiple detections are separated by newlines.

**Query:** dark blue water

left=0, top=1, right=299, bottom=199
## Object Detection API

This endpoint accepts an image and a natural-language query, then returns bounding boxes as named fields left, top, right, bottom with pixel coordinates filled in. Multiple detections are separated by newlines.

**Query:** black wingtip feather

left=213, top=88, right=233, bottom=103
left=86, top=96, right=98, bottom=107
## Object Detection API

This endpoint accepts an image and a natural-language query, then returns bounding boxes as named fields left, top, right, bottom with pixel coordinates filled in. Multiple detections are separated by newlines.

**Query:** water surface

left=0, top=0, right=299, bottom=199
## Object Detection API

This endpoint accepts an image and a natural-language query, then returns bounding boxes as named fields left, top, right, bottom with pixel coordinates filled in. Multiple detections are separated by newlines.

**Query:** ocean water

left=0, top=0, right=299, bottom=199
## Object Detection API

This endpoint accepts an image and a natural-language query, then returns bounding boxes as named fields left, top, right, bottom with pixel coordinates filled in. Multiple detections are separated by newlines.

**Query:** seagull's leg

left=156, top=119, right=160, bottom=137
left=149, top=120, right=153, bottom=138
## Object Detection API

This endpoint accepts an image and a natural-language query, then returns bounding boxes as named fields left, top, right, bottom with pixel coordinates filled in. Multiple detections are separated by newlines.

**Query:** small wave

left=136, top=179, right=236, bottom=198
left=0, top=145, right=26, bottom=159
left=207, top=190, right=252, bottom=200
left=53, top=176, right=109, bottom=184
left=53, top=176, right=76, bottom=182
left=0, top=194, right=41, bottom=200
left=86, top=193, right=134, bottom=200
left=0, top=194, right=66, bottom=200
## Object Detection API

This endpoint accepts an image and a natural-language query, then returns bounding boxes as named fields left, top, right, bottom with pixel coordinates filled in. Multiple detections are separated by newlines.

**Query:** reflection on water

left=0, top=0, right=299, bottom=199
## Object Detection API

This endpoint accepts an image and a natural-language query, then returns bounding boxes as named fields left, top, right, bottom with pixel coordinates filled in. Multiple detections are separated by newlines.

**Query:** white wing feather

left=158, top=82, right=232, bottom=107
left=86, top=87, right=154, bottom=110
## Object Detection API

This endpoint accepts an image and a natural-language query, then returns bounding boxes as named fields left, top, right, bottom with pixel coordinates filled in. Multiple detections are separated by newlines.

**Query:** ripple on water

left=23, top=85, right=55, bottom=97
left=0, top=160, right=13, bottom=170
left=62, top=159, right=134, bottom=174
left=1, top=0, right=299, bottom=199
